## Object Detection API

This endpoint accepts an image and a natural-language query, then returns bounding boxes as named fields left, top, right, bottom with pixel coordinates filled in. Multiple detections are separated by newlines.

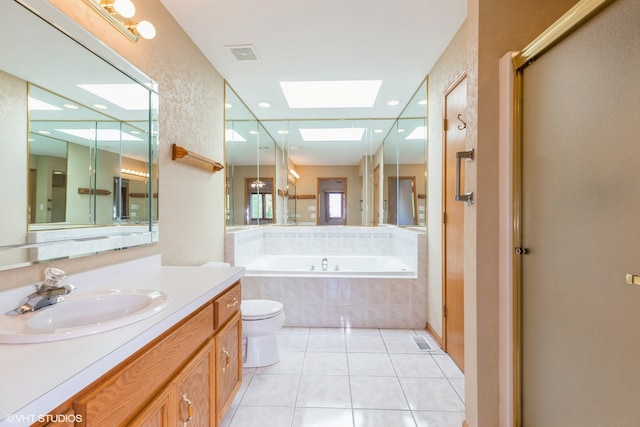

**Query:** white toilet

left=241, top=299, right=285, bottom=368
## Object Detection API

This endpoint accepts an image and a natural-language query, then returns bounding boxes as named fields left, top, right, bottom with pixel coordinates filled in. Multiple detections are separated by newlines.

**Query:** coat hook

left=457, top=114, right=467, bottom=130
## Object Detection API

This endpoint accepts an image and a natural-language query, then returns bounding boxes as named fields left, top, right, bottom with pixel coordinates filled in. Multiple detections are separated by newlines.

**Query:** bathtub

left=226, top=226, right=426, bottom=328
left=245, top=255, right=415, bottom=278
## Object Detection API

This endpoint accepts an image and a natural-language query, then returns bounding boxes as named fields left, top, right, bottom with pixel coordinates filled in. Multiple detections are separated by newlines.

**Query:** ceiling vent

left=226, top=44, right=259, bottom=61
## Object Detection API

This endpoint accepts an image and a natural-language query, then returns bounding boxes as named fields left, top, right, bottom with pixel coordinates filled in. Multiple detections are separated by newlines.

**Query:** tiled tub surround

left=225, top=227, right=427, bottom=328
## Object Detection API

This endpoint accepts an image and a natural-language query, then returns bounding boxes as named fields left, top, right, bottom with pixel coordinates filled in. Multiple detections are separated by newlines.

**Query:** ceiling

left=160, top=0, right=468, bottom=166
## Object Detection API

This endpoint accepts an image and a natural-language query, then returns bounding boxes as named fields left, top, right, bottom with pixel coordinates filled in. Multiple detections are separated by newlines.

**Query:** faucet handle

left=41, top=267, right=67, bottom=288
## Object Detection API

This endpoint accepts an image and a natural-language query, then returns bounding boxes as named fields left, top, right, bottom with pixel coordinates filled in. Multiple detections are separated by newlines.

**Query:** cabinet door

left=173, top=344, right=213, bottom=427
left=128, top=387, right=172, bottom=427
left=215, top=312, right=242, bottom=424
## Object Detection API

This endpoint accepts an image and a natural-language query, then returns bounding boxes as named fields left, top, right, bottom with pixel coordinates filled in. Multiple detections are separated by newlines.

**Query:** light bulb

left=135, top=20, right=156, bottom=39
left=113, top=0, right=135, bottom=18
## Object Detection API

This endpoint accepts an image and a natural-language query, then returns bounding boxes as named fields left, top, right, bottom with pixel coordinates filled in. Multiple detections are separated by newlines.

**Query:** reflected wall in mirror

left=224, top=78, right=427, bottom=228
left=0, top=0, right=159, bottom=270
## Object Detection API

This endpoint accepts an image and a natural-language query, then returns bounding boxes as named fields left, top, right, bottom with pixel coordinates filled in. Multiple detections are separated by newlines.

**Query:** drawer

left=214, top=282, right=241, bottom=328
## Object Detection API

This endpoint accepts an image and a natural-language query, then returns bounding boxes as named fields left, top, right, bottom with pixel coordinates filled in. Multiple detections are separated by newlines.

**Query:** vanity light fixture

left=121, top=168, right=150, bottom=178
left=83, top=0, right=156, bottom=42
left=289, top=169, right=300, bottom=179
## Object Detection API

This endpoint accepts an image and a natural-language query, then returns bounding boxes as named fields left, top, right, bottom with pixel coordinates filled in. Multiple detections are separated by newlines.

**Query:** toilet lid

left=242, top=299, right=283, bottom=320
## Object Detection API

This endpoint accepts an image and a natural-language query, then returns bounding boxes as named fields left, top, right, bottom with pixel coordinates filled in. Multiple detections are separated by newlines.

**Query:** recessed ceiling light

left=249, top=130, right=258, bottom=135
left=79, top=83, right=150, bottom=110
left=386, top=99, right=401, bottom=106
left=63, top=103, right=79, bottom=110
left=299, top=128, right=365, bottom=142
left=225, top=129, right=246, bottom=142
left=398, top=128, right=405, bottom=133
left=280, top=80, right=382, bottom=108
left=93, top=104, right=108, bottom=110
left=277, top=130, right=289, bottom=134
left=37, top=130, right=51, bottom=135
left=258, top=101, right=272, bottom=108
left=225, top=103, right=232, bottom=108
left=418, top=99, right=427, bottom=105
left=373, top=129, right=383, bottom=133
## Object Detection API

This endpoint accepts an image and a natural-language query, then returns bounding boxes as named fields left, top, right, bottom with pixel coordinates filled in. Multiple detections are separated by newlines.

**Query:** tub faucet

left=321, top=258, right=328, bottom=271
left=6, top=267, right=75, bottom=316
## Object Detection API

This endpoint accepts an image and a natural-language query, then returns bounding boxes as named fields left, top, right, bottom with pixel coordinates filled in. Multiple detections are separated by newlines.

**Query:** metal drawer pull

left=181, top=393, right=194, bottom=426
left=455, top=148, right=474, bottom=205
left=226, top=298, right=239, bottom=309
left=626, top=274, right=640, bottom=286
left=222, top=348, right=231, bottom=371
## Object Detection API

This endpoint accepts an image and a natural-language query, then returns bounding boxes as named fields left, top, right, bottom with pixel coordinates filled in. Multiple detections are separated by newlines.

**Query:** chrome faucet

left=6, top=267, right=75, bottom=316
left=321, top=258, right=328, bottom=271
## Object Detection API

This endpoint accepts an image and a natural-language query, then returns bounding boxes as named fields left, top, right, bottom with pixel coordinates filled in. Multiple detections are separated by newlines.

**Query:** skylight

left=299, top=128, right=365, bottom=142
left=78, top=83, right=150, bottom=110
left=280, top=80, right=382, bottom=109
left=226, top=129, right=246, bottom=142
left=405, top=126, right=426, bottom=140
left=28, top=97, right=61, bottom=111
left=56, top=128, right=143, bottom=141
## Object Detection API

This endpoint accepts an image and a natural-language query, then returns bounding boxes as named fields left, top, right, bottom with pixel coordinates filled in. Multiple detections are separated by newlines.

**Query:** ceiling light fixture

left=83, top=0, right=156, bottom=42
left=258, top=101, right=272, bottom=108
left=386, top=99, right=401, bottom=106
left=289, top=169, right=300, bottom=179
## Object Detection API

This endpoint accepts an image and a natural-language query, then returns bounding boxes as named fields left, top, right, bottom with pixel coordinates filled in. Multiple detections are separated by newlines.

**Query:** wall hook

left=457, top=114, right=467, bottom=130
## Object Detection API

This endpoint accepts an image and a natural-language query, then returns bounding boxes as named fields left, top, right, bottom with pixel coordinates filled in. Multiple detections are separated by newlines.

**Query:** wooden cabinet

left=173, top=344, right=213, bottom=427
left=42, top=281, right=243, bottom=427
left=215, top=311, right=242, bottom=425
left=130, top=343, right=214, bottom=427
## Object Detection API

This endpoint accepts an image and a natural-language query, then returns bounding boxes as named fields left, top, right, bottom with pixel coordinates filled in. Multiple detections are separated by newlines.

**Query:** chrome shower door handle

left=455, top=148, right=474, bottom=205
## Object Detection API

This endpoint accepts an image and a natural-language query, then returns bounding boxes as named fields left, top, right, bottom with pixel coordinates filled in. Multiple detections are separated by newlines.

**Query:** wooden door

left=443, top=74, right=467, bottom=371
left=519, top=0, right=640, bottom=425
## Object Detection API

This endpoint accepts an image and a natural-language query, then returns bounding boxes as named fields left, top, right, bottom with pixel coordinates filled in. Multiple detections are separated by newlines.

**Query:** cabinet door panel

left=173, top=344, right=213, bottom=427
left=128, top=387, right=172, bottom=427
left=215, top=312, right=242, bottom=424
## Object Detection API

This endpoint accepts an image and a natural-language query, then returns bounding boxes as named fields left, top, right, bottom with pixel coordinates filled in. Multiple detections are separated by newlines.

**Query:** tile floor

left=221, top=327, right=465, bottom=427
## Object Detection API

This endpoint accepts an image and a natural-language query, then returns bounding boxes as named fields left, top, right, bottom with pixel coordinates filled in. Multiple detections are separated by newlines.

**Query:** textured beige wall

left=0, top=0, right=225, bottom=290
left=465, top=0, right=580, bottom=426
left=426, top=21, right=468, bottom=342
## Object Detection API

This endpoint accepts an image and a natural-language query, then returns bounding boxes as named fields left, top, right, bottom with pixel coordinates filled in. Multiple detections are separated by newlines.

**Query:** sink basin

left=0, top=289, right=169, bottom=344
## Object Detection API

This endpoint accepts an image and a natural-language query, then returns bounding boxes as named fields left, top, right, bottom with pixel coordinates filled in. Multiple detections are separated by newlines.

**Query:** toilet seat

left=241, top=299, right=283, bottom=320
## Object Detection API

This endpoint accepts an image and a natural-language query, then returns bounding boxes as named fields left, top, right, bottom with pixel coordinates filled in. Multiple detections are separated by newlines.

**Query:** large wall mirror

left=0, top=0, right=159, bottom=270
left=225, top=79, right=427, bottom=228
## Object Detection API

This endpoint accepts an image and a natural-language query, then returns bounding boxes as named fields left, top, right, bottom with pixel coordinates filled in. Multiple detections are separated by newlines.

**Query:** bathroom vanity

left=0, top=256, right=244, bottom=427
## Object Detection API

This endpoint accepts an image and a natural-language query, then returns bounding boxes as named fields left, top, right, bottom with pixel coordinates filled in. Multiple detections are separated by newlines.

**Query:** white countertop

left=0, top=256, right=245, bottom=426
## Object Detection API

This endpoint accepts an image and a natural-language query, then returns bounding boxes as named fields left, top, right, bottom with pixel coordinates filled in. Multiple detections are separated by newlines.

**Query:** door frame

left=509, top=1, right=616, bottom=424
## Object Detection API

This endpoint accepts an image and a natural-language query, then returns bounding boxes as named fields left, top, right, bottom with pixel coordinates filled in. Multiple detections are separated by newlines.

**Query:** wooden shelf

left=130, top=193, right=159, bottom=198
left=296, top=194, right=316, bottom=200
left=172, top=144, right=224, bottom=173
left=78, top=187, right=111, bottom=196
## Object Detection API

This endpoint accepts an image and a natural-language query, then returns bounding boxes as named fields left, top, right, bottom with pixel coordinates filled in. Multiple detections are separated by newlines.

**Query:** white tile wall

left=225, top=227, right=427, bottom=329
